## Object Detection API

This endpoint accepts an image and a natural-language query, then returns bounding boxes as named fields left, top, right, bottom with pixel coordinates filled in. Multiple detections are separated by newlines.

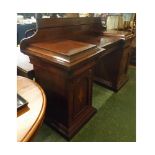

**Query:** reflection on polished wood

left=17, top=76, right=46, bottom=142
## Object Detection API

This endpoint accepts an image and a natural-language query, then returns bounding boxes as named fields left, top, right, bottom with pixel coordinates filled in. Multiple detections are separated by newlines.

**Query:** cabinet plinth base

left=45, top=107, right=96, bottom=140
left=94, top=76, right=129, bottom=92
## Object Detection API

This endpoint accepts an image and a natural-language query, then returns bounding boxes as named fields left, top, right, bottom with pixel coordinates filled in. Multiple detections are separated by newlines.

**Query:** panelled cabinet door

left=72, top=70, right=92, bottom=118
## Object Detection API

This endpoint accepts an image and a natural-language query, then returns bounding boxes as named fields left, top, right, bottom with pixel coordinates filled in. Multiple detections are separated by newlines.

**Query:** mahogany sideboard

left=20, top=17, right=105, bottom=139
left=20, top=17, right=132, bottom=139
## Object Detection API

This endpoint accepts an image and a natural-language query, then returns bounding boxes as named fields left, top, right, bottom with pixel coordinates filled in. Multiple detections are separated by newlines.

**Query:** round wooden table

left=17, top=76, right=46, bottom=142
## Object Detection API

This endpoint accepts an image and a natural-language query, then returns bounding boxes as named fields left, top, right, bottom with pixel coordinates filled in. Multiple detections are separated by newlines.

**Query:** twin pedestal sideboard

left=20, top=17, right=134, bottom=139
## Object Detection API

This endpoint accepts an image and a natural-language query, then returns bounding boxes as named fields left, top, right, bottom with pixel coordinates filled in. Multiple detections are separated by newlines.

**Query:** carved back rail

left=20, top=17, right=103, bottom=50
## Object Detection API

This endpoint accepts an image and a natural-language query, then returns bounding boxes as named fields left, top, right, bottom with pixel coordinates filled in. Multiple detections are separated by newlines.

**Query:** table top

left=17, top=76, right=46, bottom=142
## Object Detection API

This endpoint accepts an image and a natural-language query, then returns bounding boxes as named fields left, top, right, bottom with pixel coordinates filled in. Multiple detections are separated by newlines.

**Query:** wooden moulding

left=25, top=40, right=101, bottom=66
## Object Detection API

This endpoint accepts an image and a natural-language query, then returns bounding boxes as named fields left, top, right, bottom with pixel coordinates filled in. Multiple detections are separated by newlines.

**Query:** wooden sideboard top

left=20, top=17, right=124, bottom=68
left=30, top=40, right=96, bottom=56
left=26, top=39, right=102, bottom=66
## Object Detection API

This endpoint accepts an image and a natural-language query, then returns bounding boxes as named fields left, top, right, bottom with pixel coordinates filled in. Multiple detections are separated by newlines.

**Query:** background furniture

left=17, top=23, right=36, bottom=45
left=17, top=47, right=35, bottom=79
left=17, top=76, right=46, bottom=142
left=17, top=24, right=36, bottom=79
